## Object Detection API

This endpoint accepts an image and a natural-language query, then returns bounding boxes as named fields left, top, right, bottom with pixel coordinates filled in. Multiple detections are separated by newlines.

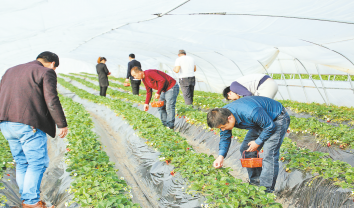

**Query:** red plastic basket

left=240, top=150, right=263, bottom=168
left=151, top=100, right=164, bottom=107
left=123, top=82, right=130, bottom=87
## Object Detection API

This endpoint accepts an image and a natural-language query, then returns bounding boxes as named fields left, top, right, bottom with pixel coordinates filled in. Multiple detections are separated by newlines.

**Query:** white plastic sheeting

left=1, top=0, right=354, bottom=106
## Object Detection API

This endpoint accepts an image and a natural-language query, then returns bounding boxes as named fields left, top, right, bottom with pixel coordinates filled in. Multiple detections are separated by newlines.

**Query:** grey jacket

left=96, top=63, right=110, bottom=87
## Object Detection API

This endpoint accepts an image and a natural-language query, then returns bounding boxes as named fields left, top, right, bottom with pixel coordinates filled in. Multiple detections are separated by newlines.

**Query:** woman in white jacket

left=223, top=74, right=278, bottom=100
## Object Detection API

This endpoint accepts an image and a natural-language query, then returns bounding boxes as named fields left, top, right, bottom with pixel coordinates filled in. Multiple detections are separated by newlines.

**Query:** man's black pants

left=179, top=76, right=195, bottom=105
left=130, top=79, right=141, bottom=95
left=100, top=86, right=108, bottom=96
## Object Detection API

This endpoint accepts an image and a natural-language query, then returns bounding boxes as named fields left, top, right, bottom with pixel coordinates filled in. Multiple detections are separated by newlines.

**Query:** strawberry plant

left=280, top=137, right=354, bottom=189
left=58, top=94, right=139, bottom=207
left=0, top=133, right=13, bottom=206
left=57, top=77, right=281, bottom=207
left=61, top=75, right=354, bottom=193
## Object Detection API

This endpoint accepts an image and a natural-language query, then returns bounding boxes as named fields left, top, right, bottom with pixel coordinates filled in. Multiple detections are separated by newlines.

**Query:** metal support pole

left=189, top=52, right=226, bottom=87
left=315, top=64, right=331, bottom=105
left=348, top=73, right=354, bottom=94
left=293, top=59, right=310, bottom=103
left=214, top=51, right=244, bottom=76
left=277, top=59, right=291, bottom=100
left=295, top=58, right=328, bottom=105
left=257, top=60, right=285, bottom=100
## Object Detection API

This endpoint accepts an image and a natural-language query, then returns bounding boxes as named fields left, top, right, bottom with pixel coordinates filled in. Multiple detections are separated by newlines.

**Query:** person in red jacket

left=131, top=66, right=179, bottom=129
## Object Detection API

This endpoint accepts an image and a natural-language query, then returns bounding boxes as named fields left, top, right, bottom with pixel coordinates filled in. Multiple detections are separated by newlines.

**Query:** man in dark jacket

left=125, top=54, right=142, bottom=95
left=0, top=51, right=68, bottom=208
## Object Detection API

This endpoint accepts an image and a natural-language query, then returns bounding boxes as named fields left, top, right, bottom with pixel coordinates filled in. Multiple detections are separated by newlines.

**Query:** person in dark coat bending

left=96, top=57, right=111, bottom=96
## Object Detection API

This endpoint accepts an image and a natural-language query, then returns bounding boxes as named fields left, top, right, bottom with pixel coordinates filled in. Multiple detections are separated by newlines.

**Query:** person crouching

left=207, top=96, right=290, bottom=193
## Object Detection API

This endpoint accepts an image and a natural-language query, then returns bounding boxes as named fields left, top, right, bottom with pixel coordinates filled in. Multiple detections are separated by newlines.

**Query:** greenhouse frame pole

left=295, top=58, right=328, bottom=105
left=348, top=73, right=354, bottom=94
left=276, top=59, right=292, bottom=100
left=293, top=59, right=310, bottom=103
left=214, top=51, right=244, bottom=76
left=315, top=64, right=331, bottom=105
left=257, top=60, right=284, bottom=100
left=189, top=52, right=226, bottom=87
left=167, top=51, right=213, bottom=92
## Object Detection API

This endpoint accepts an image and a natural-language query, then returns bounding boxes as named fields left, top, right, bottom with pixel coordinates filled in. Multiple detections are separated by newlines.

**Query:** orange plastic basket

left=240, top=150, right=263, bottom=168
left=123, top=83, right=130, bottom=87
left=151, top=100, right=164, bottom=107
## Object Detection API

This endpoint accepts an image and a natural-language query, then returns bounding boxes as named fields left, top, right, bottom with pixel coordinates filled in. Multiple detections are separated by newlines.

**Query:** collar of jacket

left=32, top=60, right=44, bottom=67
left=226, top=106, right=241, bottom=125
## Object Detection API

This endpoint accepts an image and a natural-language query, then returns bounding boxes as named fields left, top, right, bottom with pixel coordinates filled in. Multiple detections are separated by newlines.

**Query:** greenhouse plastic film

left=0, top=135, right=78, bottom=208
left=61, top=75, right=354, bottom=207
left=286, top=108, right=354, bottom=167
left=171, top=115, right=354, bottom=207
left=57, top=84, right=205, bottom=208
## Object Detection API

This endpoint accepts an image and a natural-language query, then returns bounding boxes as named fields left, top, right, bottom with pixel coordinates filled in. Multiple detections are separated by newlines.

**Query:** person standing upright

left=96, top=57, right=111, bottom=97
left=173, top=49, right=196, bottom=105
left=125, top=53, right=142, bottom=95
left=131, top=67, right=179, bottom=129
left=0, top=51, right=68, bottom=208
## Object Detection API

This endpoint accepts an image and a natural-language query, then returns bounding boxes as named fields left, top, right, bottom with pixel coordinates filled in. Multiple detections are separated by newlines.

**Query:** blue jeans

left=0, top=121, right=49, bottom=204
left=240, top=109, right=290, bottom=193
left=158, top=83, right=180, bottom=128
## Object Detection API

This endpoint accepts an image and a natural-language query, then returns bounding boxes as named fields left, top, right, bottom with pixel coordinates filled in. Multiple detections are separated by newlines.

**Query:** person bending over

left=0, top=51, right=68, bottom=208
left=207, top=96, right=290, bottom=193
left=96, top=57, right=111, bottom=96
left=131, top=67, right=179, bottom=129
left=223, top=74, right=278, bottom=101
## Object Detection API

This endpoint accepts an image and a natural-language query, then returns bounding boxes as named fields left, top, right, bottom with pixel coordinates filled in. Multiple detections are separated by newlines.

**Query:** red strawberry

left=66, top=148, right=71, bottom=152
left=7, top=174, right=10, bottom=176
left=165, top=160, right=170, bottom=165
left=260, top=150, right=264, bottom=153
left=231, top=136, right=234, bottom=138
left=225, top=183, right=229, bottom=185
left=211, top=129, right=213, bottom=131
left=183, top=116, right=185, bottom=118
left=287, top=130, right=290, bottom=133
left=170, top=171, right=175, bottom=176
left=280, top=157, right=285, bottom=161
left=340, top=145, right=343, bottom=149
left=327, top=142, right=331, bottom=147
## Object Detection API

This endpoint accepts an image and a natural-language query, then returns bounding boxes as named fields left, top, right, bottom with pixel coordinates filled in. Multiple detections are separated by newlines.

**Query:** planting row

left=59, top=94, right=139, bottom=207
left=57, top=77, right=281, bottom=207
left=270, top=73, right=354, bottom=81
left=80, top=73, right=354, bottom=124
left=79, top=73, right=224, bottom=100
left=69, top=73, right=354, bottom=149
left=0, top=133, right=13, bottom=206
left=61, top=75, right=354, bottom=191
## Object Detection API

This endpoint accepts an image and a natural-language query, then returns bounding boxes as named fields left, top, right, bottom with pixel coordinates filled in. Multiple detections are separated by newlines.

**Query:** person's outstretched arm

left=214, top=129, right=232, bottom=168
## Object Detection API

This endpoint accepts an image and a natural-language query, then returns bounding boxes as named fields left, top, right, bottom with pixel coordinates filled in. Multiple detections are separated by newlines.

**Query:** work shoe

left=22, top=201, right=54, bottom=208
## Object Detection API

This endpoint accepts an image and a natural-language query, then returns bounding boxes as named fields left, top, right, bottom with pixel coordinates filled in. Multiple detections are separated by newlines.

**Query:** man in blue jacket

left=207, top=96, right=290, bottom=193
